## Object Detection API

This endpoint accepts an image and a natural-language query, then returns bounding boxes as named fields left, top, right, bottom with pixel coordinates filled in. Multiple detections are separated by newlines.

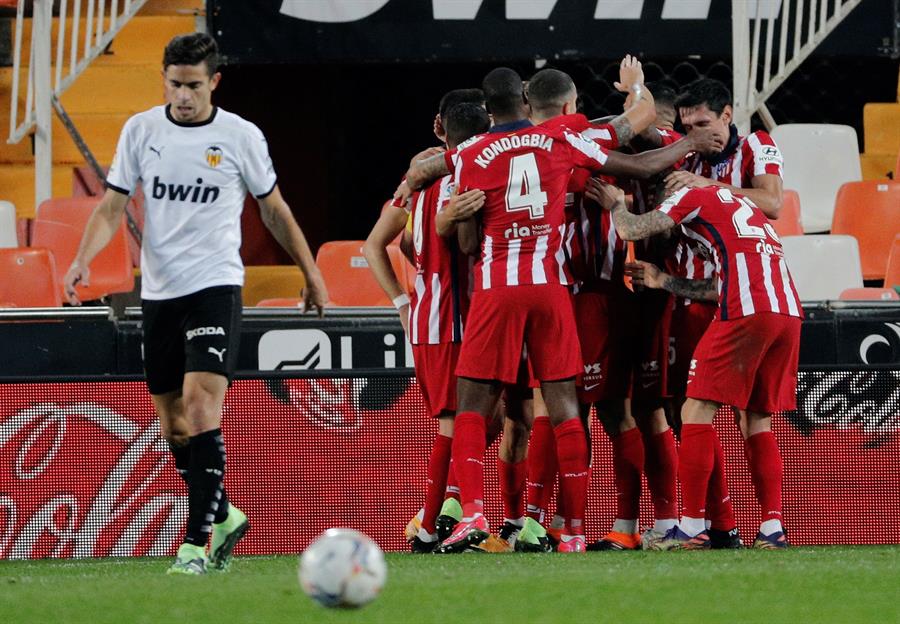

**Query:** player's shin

left=553, top=418, right=589, bottom=536
left=183, top=428, right=227, bottom=548
left=746, top=428, right=784, bottom=536
left=678, top=423, right=716, bottom=537
left=421, top=433, right=453, bottom=538
left=450, top=412, right=488, bottom=520
left=525, top=415, right=557, bottom=523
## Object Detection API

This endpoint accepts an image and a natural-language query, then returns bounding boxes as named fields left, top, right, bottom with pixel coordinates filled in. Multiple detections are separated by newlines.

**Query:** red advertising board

left=1, top=373, right=898, bottom=558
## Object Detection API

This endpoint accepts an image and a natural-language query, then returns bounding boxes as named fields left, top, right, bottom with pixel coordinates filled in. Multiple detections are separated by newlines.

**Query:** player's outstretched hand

left=614, top=54, right=644, bottom=93
left=302, top=270, right=329, bottom=318
left=446, top=187, right=485, bottom=221
left=625, top=260, right=667, bottom=290
left=584, top=177, right=625, bottom=210
left=664, top=170, right=714, bottom=195
left=393, top=179, right=412, bottom=208
left=63, top=260, right=90, bottom=306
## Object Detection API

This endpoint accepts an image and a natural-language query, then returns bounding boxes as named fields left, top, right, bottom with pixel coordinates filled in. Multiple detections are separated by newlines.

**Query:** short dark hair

left=163, top=32, right=220, bottom=75
left=439, top=88, right=484, bottom=120
left=482, top=67, right=525, bottom=118
left=443, top=103, right=491, bottom=147
left=526, top=68, right=576, bottom=115
left=675, top=78, right=732, bottom=115
left=647, top=82, right=678, bottom=110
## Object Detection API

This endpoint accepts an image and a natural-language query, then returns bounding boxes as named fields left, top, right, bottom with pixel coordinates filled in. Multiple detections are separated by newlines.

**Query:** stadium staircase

left=0, top=0, right=199, bottom=223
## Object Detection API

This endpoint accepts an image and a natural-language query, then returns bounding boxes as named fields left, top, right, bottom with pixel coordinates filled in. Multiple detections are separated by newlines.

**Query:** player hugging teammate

left=370, top=58, right=798, bottom=553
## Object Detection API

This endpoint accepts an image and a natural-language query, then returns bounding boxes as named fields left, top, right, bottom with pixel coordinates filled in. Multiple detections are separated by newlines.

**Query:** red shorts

left=631, top=289, right=673, bottom=402
left=412, top=342, right=460, bottom=417
left=687, top=313, right=801, bottom=413
left=574, top=286, right=636, bottom=403
left=668, top=300, right=717, bottom=398
left=457, top=284, right=582, bottom=384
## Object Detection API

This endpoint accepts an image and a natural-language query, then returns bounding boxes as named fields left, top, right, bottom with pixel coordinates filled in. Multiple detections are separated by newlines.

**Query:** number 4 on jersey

left=505, top=153, right=547, bottom=219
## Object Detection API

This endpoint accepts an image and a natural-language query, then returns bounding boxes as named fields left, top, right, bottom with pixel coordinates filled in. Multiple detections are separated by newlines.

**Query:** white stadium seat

left=0, top=201, right=18, bottom=248
left=770, top=124, right=862, bottom=233
left=781, top=234, right=863, bottom=301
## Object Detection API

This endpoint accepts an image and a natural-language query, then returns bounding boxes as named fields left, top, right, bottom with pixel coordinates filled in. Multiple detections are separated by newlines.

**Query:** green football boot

left=166, top=543, right=208, bottom=575
left=209, top=505, right=250, bottom=571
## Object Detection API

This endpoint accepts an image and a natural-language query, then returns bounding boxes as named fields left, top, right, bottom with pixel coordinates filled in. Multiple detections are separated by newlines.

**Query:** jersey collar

left=165, top=104, right=219, bottom=127
left=702, top=124, right=740, bottom=166
left=489, top=119, right=533, bottom=133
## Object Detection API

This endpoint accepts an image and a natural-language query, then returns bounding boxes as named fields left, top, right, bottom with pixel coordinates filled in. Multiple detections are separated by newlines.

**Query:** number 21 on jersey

left=505, top=153, right=547, bottom=220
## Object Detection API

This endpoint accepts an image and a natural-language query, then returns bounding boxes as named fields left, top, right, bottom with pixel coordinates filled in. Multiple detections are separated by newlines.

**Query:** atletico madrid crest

left=206, top=145, right=223, bottom=168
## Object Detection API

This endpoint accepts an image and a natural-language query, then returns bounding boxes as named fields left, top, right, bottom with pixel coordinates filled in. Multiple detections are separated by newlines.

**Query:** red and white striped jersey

left=657, top=187, right=803, bottom=320
left=444, top=120, right=609, bottom=291
left=631, top=127, right=683, bottom=266
left=682, top=129, right=783, bottom=187
left=407, top=175, right=471, bottom=345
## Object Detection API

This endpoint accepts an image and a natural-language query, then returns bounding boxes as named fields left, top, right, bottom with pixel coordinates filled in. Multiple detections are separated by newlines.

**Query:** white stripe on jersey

left=507, top=238, right=521, bottom=286
left=428, top=273, right=441, bottom=343
left=412, top=274, right=426, bottom=343
left=735, top=253, right=755, bottom=315
left=582, top=127, right=613, bottom=142
left=760, top=253, right=781, bottom=313
left=532, top=235, right=548, bottom=284
left=555, top=224, right=568, bottom=283
left=564, top=131, right=609, bottom=165
left=482, top=235, right=493, bottom=290
left=730, top=143, right=744, bottom=187
left=779, top=256, right=800, bottom=316
left=601, top=219, right=616, bottom=280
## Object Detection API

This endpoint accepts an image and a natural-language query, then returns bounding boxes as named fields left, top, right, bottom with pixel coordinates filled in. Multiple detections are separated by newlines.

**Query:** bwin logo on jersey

left=152, top=176, right=220, bottom=203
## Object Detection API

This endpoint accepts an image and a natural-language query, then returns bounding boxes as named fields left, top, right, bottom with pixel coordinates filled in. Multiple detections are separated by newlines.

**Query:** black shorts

left=141, top=285, right=242, bottom=395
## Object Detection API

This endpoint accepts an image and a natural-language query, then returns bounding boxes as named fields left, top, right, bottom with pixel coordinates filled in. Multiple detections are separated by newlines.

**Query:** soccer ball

left=298, top=528, right=387, bottom=608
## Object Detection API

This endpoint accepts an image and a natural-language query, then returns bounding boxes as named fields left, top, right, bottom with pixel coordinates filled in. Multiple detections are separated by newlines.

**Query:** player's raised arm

left=664, top=169, right=783, bottom=218
left=605, top=54, right=657, bottom=145
left=63, top=188, right=131, bottom=306
left=257, top=186, right=328, bottom=316
left=599, top=126, right=724, bottom=180
left=585, top=177, right=675, bottom=241
left=363, top=201, right=412, bottom=334
left=404, top=148, right=450, bottom=192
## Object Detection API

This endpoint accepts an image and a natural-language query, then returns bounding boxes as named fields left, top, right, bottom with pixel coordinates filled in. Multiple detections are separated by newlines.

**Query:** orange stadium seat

left=885, top=235, right=900, bottom=289
left=769, top=190, right=803, bottom=238
left=839, top=287, right=900, bottom=301
left=31, top=218, right=134, bottom=302
left=257, top=298, right=304, bottom=307
left=830, top=181, right=900, bottom=280
left=0, top=247, right=62, bottom=307
left=315, top=240, right=410, bottom=306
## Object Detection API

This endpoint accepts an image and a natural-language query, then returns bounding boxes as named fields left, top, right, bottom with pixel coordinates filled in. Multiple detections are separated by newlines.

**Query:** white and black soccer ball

left=298, top=528, right=387, bottom=608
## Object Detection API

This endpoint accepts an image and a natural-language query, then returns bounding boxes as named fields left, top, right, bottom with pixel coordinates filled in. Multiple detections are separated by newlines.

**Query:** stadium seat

left=31, top=218, right=134, bottom=302
left=863, top=103, right=900, bottom=156
left=243, top=265, right=306, bottom=306
left=315, top=240, right=410, bottom=306
left=781, top=235, right=863, bottom=300
left=770, top=124, right=862, bottom=233
left=830, top=181, right=900, bottom=280
left=884, top=235, right=900, bottom=289
left=769, top=190, right=803, bottom=238
left=839, top=287, right=899, bottom=301
left=0, top=247, right=62, bottom=307
left=0, top=200, right=16, bottom=248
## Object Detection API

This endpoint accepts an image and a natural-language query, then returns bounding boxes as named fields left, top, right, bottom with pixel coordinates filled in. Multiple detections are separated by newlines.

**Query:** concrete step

left=0, top=164, right=78, bottom=218
left=0, top=112, right=128, bottom=164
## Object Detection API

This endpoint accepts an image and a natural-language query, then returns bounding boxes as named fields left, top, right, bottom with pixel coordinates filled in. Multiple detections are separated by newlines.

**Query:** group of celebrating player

left=365, top=55, right=801, bottom=554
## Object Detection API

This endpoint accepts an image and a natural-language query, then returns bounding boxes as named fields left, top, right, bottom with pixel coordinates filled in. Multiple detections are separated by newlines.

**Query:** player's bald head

left=526, top=69, right=577, bottom=117
left=482, top=67, right=526, bottom=118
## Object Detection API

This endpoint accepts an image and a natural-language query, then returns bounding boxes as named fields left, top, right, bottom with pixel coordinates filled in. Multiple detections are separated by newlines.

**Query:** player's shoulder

left=122, top=105, right=166, bottom=132
left=214, top=107, right=267, bottom=140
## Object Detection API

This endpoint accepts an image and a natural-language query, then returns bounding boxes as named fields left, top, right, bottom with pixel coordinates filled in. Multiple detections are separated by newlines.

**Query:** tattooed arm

left=584, top=177, right=676, bottom=241
left=606, top=85, right=656, bottom=146
left=626, top=260, right=718, bottom=302
left=406, top=153, right=451, bottom=191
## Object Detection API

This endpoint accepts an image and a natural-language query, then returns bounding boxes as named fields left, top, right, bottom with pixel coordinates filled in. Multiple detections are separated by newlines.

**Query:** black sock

left=168, top=439, right=191, bottom=486
left=183, top=429, right=226, bottom=547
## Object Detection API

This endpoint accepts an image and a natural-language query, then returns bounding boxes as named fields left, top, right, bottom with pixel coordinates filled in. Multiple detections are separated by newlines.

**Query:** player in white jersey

left=63, top=33, right=328, bottom=575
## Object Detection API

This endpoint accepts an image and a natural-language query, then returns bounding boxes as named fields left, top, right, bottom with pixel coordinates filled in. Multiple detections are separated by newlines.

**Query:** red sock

left=678, top=424, right=716, bottom=519
left=746, top=431, right=783, bottom=523
left=611, top=427, right=644, bottom=522
left=526, top=415, right=556, bottom=522
left=451, top=412, right=487, bottom=518
left=498, top=458, right=528, bottom=521
left=642, top=428, right=678, bottom=520
left=554, top=418, right=589, bottom=535
left=421, top=434, right=453, bottom=534
left=445, top=461, right=460, bottom=501
left=705, top=432, right=736, bottom=531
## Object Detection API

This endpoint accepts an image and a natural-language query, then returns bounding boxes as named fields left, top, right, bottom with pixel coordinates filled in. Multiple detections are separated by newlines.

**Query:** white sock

left=416, top=527, right=437, bottom=542
left=415, top=507, right=424, bottom=521
left=550, top=514, right=565, bottom=530
left=705, top=519, right=712, bottom=530
left=504, top=517, right=525, bottom=528
left=653, top=519, right=677, bottom=533
left=760, top=519, right=783, bottom=536
left=612, top=519, right=638, bottom=534
left=680, top=516, right=707, bottom=537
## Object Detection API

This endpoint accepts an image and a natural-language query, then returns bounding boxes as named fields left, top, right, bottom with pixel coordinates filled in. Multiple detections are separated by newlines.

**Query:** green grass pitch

left=2, top=548, right=898, bottom=623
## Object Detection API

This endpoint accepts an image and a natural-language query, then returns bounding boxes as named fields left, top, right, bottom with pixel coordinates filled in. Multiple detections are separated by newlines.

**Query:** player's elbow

left=764, top=194, right=783, bottom=220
